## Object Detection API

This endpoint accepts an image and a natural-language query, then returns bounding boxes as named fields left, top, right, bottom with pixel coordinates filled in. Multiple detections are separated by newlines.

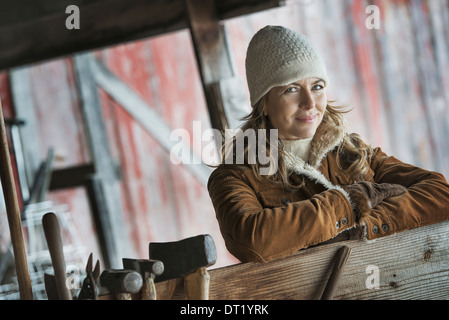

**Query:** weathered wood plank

left=151, top=221, right=449, bottom=300
left=0, top=0, right=285, bottom=70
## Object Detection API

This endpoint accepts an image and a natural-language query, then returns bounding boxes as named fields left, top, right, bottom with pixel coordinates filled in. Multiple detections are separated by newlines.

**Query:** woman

left=207, top=25, right=449, bottom=263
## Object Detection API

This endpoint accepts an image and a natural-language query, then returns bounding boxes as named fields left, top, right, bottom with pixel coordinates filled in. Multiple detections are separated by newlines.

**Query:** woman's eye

left=312, top=84, right=324, bottom=90
left=285, top=87, right=299, bottom=93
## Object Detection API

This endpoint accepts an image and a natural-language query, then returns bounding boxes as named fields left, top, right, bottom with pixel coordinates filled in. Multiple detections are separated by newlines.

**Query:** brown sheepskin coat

left=207, top=118, right=449, bottom=263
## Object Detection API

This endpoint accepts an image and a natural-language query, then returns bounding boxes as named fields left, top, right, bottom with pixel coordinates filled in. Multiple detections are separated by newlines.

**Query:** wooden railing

left=151, top=220, right=449, bottom=300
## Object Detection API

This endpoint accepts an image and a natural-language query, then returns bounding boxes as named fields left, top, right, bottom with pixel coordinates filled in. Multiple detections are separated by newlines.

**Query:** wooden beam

left=186, top=0, right=250, bottom=132
left=73, top=53, right=135, bottom=268
left=150, top=221, right=449, bottom=300
left=49, top=163, right=96, bottom=190
left=187, top=0, right=233, bottom=132
left=0, top=0, right=285, bottom=70
left=84, top=175, right=114, bottom=270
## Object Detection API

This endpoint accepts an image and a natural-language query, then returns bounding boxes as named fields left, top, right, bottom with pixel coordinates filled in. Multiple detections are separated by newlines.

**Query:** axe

left=149, top=234, right=216, bottom=300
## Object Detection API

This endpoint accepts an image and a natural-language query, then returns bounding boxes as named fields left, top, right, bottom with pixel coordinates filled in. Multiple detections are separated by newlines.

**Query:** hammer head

left=122, top=258, right=164, bottom=279
left=149, top=234, right=216, bottom=282
left=99, top=269, right=143, bottom=294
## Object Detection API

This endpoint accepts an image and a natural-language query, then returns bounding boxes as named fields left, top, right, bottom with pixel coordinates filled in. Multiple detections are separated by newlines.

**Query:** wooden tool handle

left=184, top=267, right=210, bottom=300
left=0, top=100, right=33, bottom=299
left=321, top=246, right=352, bottom=300
left=42, top=212, right=72, bottom=300
left=141, top=277, right=157, bottom=300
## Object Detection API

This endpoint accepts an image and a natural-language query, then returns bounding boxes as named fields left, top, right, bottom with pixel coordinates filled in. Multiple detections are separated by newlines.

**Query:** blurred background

left=0, top=0, right=448, bottom=299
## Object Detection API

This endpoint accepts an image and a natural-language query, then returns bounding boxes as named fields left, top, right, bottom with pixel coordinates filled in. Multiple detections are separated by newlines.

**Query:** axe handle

left=0, top=100, right=33, bottom=299
left=184, top=267, right=210, bottom=300
left=42, top=213, right=72, bottom=300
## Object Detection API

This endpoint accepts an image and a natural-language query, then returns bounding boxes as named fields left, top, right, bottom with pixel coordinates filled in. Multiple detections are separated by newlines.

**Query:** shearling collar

left=283, top=138, right=313, bottom=162
left=284, top=116, right=345, bottom=169
left=282, top=117, right=354, bottom=238
left=283, top=116, right=351, bottom=208
left=308, top=117, right=345, bottom=168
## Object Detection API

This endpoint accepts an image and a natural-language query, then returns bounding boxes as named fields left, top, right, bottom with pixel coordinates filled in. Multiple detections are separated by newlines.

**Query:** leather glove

left=343, top=181, right=407, bottom=220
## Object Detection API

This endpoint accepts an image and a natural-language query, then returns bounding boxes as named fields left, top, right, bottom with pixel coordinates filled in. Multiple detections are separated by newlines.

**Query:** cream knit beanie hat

left=245, top=25, right=329, bottom=107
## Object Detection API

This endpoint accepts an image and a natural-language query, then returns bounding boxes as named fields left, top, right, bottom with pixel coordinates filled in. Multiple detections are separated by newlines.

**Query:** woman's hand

left=343, top=181, right=407, bottom=219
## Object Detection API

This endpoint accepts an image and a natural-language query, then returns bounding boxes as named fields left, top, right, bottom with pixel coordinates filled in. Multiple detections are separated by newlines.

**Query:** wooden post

left=0, top=98, right=33, bottom=299
left=186, top=0, right=249, bottom=131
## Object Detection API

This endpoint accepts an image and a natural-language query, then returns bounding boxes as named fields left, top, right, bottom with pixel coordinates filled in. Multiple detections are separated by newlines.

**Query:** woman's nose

left=299, top=90, right=315, bottom=110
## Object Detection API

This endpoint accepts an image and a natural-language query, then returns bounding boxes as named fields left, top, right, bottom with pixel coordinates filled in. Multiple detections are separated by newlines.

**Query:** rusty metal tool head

left=122, top=258, right=164, bottom=300
left=100, top=269, right=143, bottom=300
left=77, top=253, right=100, bottom=300
left=149, top=234, right=216, bottom=299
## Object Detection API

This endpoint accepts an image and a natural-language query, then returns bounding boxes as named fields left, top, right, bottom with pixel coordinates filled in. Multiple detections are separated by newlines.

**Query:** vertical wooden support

left=0, top=98, right=33, bottom=300
left=84, top=176, right=113, bottom=269
left=73, top=53, right=134, bottom=268
left=9, top=68, right=42, bottom=188
left=186, top=0, right=249, bottom=131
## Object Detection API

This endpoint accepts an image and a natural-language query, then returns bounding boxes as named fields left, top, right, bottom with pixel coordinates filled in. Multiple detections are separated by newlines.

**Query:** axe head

left=149, top=234, right=216, bottom=282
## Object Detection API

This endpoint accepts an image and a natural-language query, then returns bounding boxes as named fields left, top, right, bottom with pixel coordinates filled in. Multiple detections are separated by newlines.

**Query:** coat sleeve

left=207, top=166, right=354, bottom=263
left=363, top=147, right=449, bottom=240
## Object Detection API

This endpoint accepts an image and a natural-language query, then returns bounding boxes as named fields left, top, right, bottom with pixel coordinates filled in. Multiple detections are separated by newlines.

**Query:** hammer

left=122, top=258, right=164, bottom=300
left=100, top=269, right=143, bottom=300
left=149, top=234, right=216, bottom=300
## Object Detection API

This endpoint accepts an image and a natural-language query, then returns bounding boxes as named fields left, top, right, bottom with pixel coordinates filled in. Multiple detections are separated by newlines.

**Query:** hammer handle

left=141, top=277, right=157, bottom=300
left=42, top=213, right=72, bottom=300
left=321, top=246, right=352, bottom=300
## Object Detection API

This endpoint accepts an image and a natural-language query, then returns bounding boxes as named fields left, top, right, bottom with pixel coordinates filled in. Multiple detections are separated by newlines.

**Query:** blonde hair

left=220, top=95, right=373, bottom=190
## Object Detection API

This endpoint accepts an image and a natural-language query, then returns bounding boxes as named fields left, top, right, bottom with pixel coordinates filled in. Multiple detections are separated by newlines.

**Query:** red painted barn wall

left=1, top=1, right=449, bottom=297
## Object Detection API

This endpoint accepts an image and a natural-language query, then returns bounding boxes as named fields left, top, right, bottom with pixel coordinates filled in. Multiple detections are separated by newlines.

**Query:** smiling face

left=265, top=77, right=327, bottom=140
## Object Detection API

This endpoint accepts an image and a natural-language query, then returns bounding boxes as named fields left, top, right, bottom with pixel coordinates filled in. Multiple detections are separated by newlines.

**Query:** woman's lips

left=296, top=115, right=317, bottom=123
